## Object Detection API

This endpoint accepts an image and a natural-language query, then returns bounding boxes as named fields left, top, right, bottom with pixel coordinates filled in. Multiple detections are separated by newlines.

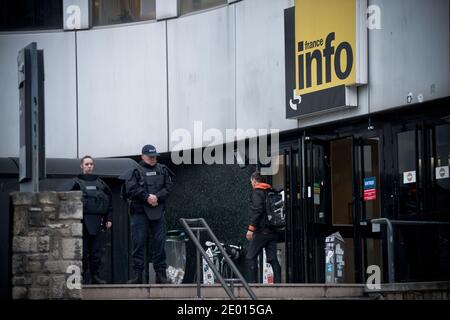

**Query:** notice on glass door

left=403, top=171, right=416, bottom=184
left=314, top=182, right=320, bottom=205
left=364, top=177, right=376, bottom=201
left=436, top=166, right=449, bottom=180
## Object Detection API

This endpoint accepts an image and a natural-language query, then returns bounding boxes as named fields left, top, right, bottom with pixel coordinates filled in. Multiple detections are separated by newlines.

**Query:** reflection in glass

left=430, top=124, right=450, bottom=214
left=180, top=0, right=227, bottom=15
left=398, top=130, right=419, bottom=216
left=92, top=0, right=156, bottom=26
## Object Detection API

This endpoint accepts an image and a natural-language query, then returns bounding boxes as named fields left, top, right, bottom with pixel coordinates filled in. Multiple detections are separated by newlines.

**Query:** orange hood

left=253, top=182, right=271, bottom=190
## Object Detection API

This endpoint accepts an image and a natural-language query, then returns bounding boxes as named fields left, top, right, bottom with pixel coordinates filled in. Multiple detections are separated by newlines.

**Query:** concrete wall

left=167, top=6, right=236, bottom=150
left=369, top=0, right=450, bottom=112
left=0, top=32, right=77, bottom=158
left=236, top=0, right=296, bottom=132
left=76, top=22, right=168, bottom=157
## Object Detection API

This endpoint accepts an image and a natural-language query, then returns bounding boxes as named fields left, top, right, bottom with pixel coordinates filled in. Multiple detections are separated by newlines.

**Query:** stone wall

left=11, top=192, right=83, bottom=299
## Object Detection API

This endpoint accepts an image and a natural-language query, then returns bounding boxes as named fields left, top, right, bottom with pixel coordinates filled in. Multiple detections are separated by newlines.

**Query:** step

left=82, top=283, right=366, bottom=300
left=364, top=281, right=450, bottom=300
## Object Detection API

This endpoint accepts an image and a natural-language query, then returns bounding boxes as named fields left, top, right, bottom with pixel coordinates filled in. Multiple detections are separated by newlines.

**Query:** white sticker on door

left=403, top=171, right=416, bottom=184
left=435, top=166, right=449, bottom=180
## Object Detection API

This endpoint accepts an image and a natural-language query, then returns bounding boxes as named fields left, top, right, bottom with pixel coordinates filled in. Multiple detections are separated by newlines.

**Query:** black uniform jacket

left=120, top=161, right=173, bottom=220
left=69, top=174, right=113, bottom=235
left=248, top=182, right=272, bottom=232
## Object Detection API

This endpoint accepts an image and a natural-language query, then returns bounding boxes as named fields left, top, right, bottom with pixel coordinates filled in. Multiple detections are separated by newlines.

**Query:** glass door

left=303, top=137, right=331, bottom=283
left=390, top=121, right=450, bottom=281
left=303, top=135, right=382, bottom=283
left=353, top=137, right=383, bottom=283
left=282, top=144, right=304, bottom=283
left=427, top=123, right=450, bottom=217
left=303, top=136, right=358, bottom=283
left=329, top=137, right=359, bottom=283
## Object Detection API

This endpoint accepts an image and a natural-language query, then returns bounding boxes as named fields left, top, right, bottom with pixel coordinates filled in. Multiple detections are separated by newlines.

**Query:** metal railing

left=179, top=218, right=257, bottom=300
left=371, top=218, right=450, bottom=283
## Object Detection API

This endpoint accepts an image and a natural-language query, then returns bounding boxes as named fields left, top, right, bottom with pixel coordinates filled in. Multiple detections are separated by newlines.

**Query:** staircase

left=82, top=283, right=368, bottom=300
left=83, top=281, right=450, bottom=300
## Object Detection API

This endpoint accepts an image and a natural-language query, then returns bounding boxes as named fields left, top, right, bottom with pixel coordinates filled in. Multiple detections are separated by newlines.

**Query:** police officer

left=122, top=145, right=173, bottom=284
left=70, top=155, right=113, bottom=284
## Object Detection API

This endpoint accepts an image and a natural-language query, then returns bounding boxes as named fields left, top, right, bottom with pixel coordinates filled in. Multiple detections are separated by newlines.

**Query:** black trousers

left=82, top=225, right=103, bottom=275
left=245, top=230, right=281, bottom=283
left=130, top=212, right=167, bottom=274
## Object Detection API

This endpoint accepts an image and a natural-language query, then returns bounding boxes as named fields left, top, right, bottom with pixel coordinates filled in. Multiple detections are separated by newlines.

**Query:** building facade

left=0, top=0, right=449, bottom=286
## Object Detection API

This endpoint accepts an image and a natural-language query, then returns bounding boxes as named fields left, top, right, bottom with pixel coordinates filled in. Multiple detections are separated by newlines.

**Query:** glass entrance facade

left=280, top=98, right=450, bottom=283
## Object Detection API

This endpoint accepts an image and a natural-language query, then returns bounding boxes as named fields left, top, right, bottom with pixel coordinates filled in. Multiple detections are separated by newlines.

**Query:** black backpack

left=75, top=178, right=109, bottom=215
left=265, top=189, right=286, bottom=229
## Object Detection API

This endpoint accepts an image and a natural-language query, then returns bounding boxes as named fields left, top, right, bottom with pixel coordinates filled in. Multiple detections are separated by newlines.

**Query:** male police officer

left=121, top=145, right=173, bottom=284
left=70, top=155, right=113, bottom=284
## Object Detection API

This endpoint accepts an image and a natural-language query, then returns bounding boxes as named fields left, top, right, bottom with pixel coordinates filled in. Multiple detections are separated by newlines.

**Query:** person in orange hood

left=245, top=171, right=281, bottom=283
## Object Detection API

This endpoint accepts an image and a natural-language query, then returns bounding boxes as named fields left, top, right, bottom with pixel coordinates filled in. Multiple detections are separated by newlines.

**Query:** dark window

left=92, top=0, right=156, bottom=26
left=180, top=0, right=227, bottom=15
left=0, top=0, right=62, bottom=31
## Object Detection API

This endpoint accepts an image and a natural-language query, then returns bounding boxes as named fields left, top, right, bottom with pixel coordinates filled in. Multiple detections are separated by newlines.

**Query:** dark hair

left=80, top=155, right=94, bottom=165
left=250, top=171, right=266, bottom=183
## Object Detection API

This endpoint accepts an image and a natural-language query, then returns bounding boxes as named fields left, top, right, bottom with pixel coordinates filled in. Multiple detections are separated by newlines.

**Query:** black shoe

left=155, top=271, right=169, bottom=284
left=127, top=273, right=143, bottom=284
left=91, top=273, right=106, bottom=285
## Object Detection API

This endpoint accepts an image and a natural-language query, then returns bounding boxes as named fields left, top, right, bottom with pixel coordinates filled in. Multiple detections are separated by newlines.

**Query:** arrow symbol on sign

left=289, top=89, right=301, bottom=111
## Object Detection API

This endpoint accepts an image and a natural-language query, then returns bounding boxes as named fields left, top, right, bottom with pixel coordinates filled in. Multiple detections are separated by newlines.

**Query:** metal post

left=371, top=218, right=450, bottom=283
left=179, top=218, right=255, bottom=300
left=18, top=43, right=45, bottom=192
left=196, top=228, right=201, bottom=299
left=372, top=218, right=395, bottom=282
left=385, top=219, right=395, bottom=283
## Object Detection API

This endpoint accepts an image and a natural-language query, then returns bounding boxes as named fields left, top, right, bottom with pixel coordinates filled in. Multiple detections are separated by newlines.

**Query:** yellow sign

left=295, top=0, right=358, bottom=96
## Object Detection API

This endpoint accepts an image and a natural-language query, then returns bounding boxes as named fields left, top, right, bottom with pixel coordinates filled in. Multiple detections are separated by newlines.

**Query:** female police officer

left=70, top=155, right=112, bottom=284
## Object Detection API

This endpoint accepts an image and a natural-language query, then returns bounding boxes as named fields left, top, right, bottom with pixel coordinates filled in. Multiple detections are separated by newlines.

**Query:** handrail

left=371, top=218, right=450, bottom=283
left=179, top=218, right=257, bottom=300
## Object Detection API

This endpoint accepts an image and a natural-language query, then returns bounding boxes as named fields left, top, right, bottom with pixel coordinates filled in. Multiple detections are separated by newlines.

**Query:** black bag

left=265, top=189, right=286, bottom=229
left=75, top=178, right=109, bottom=214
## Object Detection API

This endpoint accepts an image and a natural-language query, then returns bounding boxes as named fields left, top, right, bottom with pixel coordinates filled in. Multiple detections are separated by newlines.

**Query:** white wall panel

left=167, top=6, right=235, bottom=150
left=235, top=0, right=297, bottom=132
left=77, top=22, right=168, bottom=157
left=0, top=32, right=77, bottom=158
left=369, top=0, right=449, bottom=112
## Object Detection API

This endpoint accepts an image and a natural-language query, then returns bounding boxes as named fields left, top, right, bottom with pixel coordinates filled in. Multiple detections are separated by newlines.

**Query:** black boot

left=91, top=272, right=106, bottom=284
left=127, top=272, right=143, bottom=284
left=246, top=259, right=258, bottom=283
left=155, top=270, right=169, bottom=284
